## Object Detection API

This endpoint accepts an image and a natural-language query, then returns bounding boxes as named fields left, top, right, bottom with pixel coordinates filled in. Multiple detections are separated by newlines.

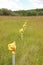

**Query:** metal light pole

left=19, top=28, right=24, bottom=40
left=8, top=41, right=16, bottom=65
left=12, top=52, right=15, bottom=65
left=23, top=22, right=27, bottom=31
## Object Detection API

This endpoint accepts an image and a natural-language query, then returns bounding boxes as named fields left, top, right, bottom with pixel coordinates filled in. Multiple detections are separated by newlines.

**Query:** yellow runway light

left=19, top=28, right=24, bottom=34
left=19, top=28, right=24, bottom=40
left=23, top=22, right=27, bottom=28
left=8, top=41, right=16, bottom=54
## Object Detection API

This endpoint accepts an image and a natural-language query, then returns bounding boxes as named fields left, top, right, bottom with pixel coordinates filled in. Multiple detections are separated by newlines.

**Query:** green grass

left=0, top=16, right=43, bottom=65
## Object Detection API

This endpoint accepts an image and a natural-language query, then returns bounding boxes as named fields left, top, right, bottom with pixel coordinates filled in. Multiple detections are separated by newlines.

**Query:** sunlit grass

left=0, top=16, right=43, bottom=65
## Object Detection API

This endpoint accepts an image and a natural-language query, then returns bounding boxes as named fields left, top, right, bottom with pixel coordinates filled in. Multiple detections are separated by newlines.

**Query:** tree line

left=0, top=8, right=43, bottom=16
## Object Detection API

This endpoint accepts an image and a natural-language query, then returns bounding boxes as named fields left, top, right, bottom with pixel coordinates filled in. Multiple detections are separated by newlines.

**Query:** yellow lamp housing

left=8, top=41, right=16, bottom=54
left=19, top=28, right=24, bottom=34
left=23, top=22, right=27, bottom=28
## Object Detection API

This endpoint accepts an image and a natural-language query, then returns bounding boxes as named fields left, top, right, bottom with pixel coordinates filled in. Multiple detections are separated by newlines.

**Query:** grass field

left=0, top=16, right=43, bottom=65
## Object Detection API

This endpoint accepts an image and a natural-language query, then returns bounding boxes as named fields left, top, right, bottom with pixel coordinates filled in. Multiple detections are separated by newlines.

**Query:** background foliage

left=0, top=8, right=43, bottom=16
